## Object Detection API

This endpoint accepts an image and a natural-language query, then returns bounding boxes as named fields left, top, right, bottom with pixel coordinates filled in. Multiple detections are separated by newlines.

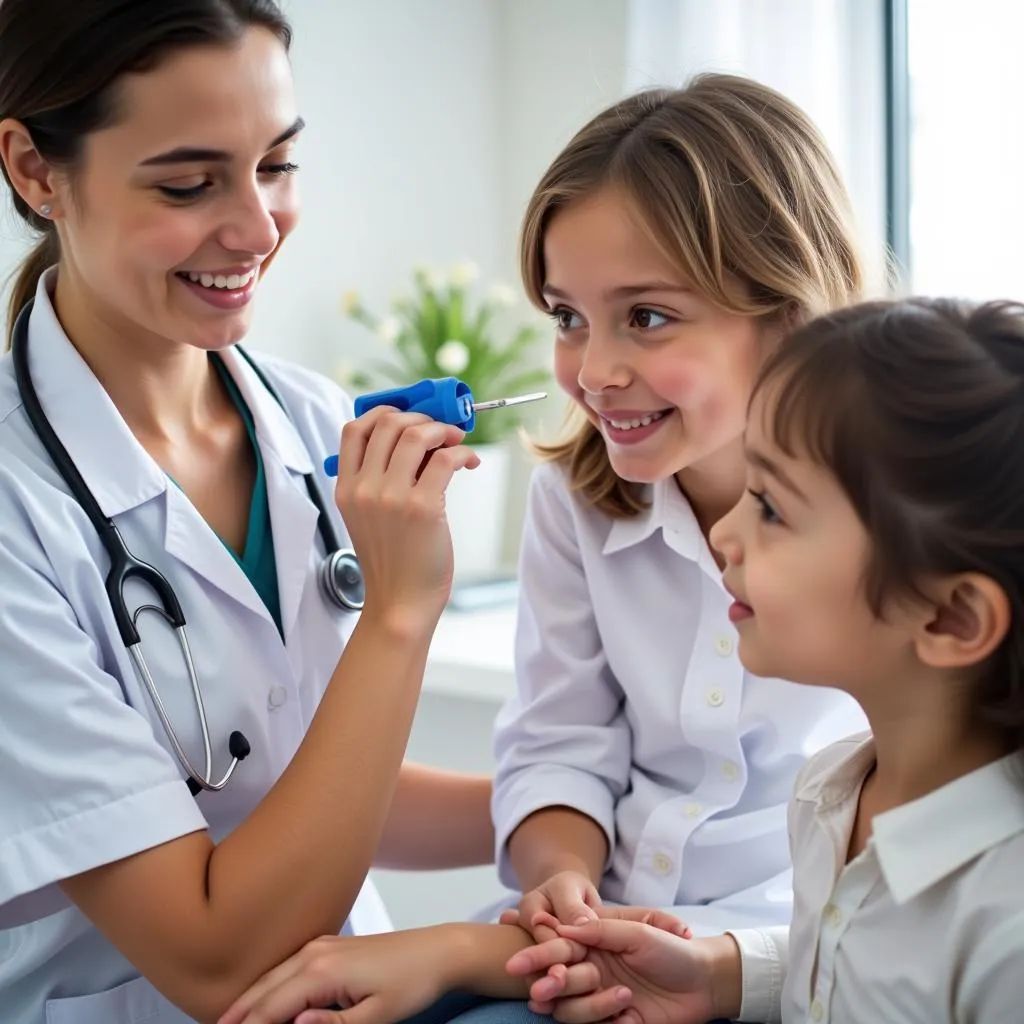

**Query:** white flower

left=376, top=316, right=401, bottom=345
left=449, top=261, right=480, bottom=288
left=436, top=339, right=471, bottom=375
left=339, top=289, right=361, bottom=315
left=486, top=282, right=517, bottom=308
left=415, top=263, right=446, bottom=291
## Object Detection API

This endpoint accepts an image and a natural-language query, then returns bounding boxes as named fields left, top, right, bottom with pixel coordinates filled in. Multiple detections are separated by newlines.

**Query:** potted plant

left=338, top=261, right=549, bottom=580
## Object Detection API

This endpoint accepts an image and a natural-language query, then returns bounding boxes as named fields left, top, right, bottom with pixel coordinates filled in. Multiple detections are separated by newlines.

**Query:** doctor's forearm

left=374, top=762, right=494, bottom=869
left=59, top=608, right=440, bottom=1022
left=508, top=806, right=608, bottom=890
left=207, top=610, right=436, bottom=933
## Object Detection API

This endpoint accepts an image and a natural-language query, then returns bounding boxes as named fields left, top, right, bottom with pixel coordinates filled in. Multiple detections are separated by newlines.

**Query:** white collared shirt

left=731, top=734, right=1024, bottom=1023
left=491, top=462, right=866, bottom=934
left=0, top=270, right=390, bottom=1024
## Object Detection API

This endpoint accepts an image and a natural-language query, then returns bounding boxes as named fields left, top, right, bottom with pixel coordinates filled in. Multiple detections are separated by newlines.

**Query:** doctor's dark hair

left=755, top=296, right=1024, bottom=756
left=520, top=74, right=865, bottom=518
left=0, top=0, right=291, bottom=347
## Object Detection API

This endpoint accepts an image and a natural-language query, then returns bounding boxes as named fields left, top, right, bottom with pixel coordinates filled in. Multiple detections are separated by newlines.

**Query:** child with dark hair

left=508, top=296, right=1024, bottom=1024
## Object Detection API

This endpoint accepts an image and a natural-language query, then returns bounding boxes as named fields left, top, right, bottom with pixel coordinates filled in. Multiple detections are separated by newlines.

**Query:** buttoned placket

left=804, top=813, right=879, bottom=1023
left=626, top=532, right=748, bottom=906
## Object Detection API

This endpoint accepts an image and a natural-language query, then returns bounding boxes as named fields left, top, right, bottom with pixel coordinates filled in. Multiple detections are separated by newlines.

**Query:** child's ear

left=915, top=573, right=1010, bottom=670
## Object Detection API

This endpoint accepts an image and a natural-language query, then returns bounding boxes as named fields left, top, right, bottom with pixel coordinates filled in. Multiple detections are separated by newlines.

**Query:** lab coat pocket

left=45, top=972, right=189, bottom=1024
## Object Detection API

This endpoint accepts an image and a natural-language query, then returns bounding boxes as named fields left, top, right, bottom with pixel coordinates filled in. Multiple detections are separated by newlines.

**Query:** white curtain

left=623, top=0, right=890, bottom=291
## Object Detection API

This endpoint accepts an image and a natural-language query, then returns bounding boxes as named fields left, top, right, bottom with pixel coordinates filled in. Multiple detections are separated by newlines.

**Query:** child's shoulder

left=792, top=731, right=873, bottom=799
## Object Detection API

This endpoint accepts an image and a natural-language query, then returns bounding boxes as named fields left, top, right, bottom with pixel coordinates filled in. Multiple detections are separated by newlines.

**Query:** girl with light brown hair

left=490, top=72, right=871, bottom=957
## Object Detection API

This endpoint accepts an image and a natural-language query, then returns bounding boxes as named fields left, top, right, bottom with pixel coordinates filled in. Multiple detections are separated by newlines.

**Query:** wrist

left=440, top=923, right=532, bottom=998
left=356, top=600, right=441, bottom=645
left=702, top=934, right=743, bottom=1021
left=526, top=852, right=596, bottom=891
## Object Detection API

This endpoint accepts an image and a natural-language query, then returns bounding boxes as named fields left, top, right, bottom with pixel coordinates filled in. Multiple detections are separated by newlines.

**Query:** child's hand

left=503, top=869, right=603, bottom=942
left=506, top=919, right=724, bottom=1024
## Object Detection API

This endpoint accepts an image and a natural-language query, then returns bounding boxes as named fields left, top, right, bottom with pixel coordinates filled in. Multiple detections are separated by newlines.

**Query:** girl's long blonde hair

left=521, top=73, right=866, bottom=518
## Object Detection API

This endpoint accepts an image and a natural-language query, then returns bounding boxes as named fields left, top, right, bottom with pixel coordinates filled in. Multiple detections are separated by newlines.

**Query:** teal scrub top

left=209, top=354, right=283, bottom=634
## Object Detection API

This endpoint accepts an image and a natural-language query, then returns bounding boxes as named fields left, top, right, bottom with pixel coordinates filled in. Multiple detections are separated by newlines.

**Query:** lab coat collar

left=24, top=270, right=313, bottom=517
left=796, top=732, right=1024, bottom=904
left=26, top=268, right=167, bottom=518
left=216, top=346, right=314, bottom=476
left=603, top=476, right=711, bottom=569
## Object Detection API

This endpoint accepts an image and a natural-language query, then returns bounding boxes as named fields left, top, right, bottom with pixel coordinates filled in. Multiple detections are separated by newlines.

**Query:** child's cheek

left=554, top=348, right=583, bottom=399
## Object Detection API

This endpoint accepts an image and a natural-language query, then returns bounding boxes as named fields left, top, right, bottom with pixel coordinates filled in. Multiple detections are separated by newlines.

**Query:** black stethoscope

left=11, top=299, right=366, bottom=796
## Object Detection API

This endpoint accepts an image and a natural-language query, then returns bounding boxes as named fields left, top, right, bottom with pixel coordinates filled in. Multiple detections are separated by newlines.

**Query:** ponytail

left=5, top=231, right=58, bottom=350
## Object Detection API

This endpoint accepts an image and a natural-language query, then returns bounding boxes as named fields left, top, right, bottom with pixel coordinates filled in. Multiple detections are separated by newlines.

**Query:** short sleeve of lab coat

left=0, top=520, right=207, bottom=929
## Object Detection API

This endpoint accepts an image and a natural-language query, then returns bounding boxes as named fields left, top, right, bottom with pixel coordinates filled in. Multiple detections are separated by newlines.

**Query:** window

left=892, top=0, right=1024, bottom=299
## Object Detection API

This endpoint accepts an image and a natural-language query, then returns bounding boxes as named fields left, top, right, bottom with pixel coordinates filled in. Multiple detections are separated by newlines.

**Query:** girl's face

left=47, top=26, right=301, bottom=351
left=709, top=389, right=913, bottom=691
left=542, top=187, right=774, bottom=486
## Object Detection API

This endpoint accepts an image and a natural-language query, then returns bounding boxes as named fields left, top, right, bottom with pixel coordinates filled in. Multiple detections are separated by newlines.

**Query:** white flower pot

left=445, top=442, right=511, bottom=581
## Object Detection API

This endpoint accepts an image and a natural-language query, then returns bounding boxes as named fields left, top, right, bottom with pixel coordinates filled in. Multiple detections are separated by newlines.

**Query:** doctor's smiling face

left=3, top=24, right=301, bottom=353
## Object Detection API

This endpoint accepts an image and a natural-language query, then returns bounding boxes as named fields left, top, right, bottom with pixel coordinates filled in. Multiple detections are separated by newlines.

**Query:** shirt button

left=722, top=760, right=740, bottom=781
left=825, top=903, right=842, bottom=927
left=268, top=685, right=288, bottom=709
left=706, top=688, right=725, bottom=707
left=811, top=999, right=824, bottom=1021
left=683, top=802, right=703, bottom=818
left=652, top=852, right=674, bottom=876
left=714, top=634, right=734, bottom=657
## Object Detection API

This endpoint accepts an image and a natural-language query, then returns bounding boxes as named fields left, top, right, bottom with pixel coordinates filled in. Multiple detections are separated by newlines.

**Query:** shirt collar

left=872, top=751, right=1024, bottom=904
left=797, top=732, right=1024, bottom=904
left=603, top=476, right=712, bottom=570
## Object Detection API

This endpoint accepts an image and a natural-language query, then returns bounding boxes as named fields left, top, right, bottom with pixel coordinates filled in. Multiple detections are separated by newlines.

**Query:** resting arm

left=493, top=464, right=631, bottom=892
left=373, top=762, right=494, bottom=869
left=61, top=611, right=435, bottom=1023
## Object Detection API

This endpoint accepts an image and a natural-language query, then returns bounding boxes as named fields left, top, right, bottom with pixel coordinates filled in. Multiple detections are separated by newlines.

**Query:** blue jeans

left=397, top=990, right=738, bottom=1024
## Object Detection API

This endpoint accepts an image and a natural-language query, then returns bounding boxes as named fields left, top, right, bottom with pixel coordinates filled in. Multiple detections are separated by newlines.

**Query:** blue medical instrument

left=322, top=377, right=547, bottom=477
left=11, top=299, right=365, bottom=797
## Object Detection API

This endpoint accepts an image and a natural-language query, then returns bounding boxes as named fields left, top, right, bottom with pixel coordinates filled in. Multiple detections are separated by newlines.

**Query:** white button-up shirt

left=731, top=734, right=1024, bottom=1023
left=492, top=463, right=866, bottom=934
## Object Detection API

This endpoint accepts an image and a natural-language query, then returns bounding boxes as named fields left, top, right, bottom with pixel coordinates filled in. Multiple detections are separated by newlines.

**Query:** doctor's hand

left=504, top=919, right=730, bottom=1024
left=333, top=407, right=480, bottom=622
left=217, top=929, right=455, bottom=1024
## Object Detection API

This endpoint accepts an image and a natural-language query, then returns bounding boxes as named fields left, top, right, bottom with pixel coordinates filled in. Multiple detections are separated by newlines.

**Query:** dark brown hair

left=756, top=297, right=1024, bottom=754
left=0, top=0, right=292, bottom=347
left=520, top=74, right=865, bottom=518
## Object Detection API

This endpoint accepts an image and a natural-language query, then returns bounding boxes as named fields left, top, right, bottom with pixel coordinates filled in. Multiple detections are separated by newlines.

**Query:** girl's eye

left=630, top=307, right=672, bottom=330
left=549, top=307, right=583, bottom=331
left=748, top=488, right=784, bottom=526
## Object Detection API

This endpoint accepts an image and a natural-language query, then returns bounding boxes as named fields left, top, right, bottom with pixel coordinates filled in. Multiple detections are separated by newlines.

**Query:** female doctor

left=0, top=1, right=501, bottom=1021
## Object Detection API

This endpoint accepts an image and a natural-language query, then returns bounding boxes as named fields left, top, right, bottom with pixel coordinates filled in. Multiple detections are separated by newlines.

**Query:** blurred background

left=2, top=0, right=1021, bottom=928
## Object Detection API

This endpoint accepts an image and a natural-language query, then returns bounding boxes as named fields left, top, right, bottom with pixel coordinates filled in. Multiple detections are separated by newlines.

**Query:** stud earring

left=38, top=204, right=52, bottom=218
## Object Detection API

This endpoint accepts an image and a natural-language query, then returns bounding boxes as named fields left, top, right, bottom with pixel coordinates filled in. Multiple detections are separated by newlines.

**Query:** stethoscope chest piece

left=320, top=548, right=365, bottom=611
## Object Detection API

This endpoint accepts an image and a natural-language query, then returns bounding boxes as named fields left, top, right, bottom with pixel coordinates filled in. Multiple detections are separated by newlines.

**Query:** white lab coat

left=0, top=269, right=392, bottom=1024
